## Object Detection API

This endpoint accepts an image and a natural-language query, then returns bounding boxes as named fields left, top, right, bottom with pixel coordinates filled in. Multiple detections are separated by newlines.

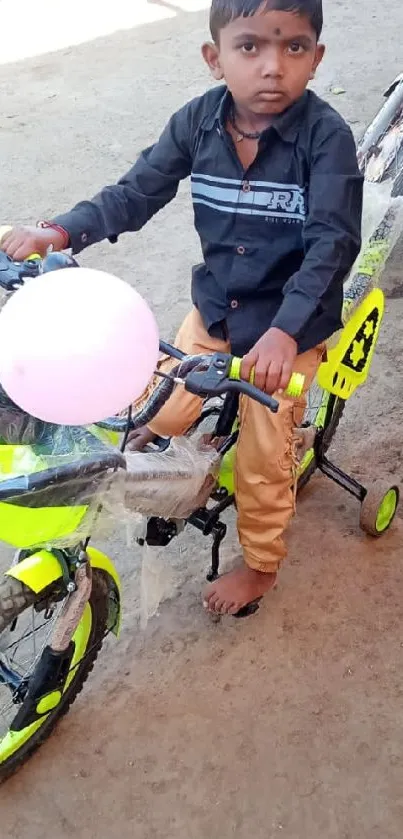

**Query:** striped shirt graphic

left=191, top=173, right=306, bottom=222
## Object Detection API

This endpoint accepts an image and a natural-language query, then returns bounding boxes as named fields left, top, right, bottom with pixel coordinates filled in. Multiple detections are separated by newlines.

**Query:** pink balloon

left=0, top=267, right=159, bottom=425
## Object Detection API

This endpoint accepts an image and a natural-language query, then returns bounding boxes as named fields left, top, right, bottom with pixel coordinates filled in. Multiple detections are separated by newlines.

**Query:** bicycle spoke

left=0, top=601, right=65, bottom=736
left=303, top=380, right=325, bottom=427
left=0, top=701, right=16, bottom=727
left=5, top=620, right=51, bottom=655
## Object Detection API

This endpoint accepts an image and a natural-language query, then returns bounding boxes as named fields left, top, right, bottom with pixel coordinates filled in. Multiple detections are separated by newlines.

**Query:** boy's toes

left=203, top=565, right=277, bottom=617
left=203, top=593, right=219, bottom=613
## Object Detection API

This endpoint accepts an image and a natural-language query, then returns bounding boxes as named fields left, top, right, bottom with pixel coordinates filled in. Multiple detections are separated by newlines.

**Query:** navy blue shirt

left=54, top=86, right=363, bottom=356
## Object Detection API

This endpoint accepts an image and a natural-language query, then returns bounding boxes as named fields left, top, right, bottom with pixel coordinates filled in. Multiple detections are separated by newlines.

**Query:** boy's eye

left=288, top=42, right=305, bottom=55
left=240, top=42, right=258, bottom=54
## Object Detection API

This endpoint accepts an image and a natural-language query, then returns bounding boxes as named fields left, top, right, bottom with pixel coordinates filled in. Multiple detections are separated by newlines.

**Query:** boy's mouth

left=256, top=90, right=285, bottom=101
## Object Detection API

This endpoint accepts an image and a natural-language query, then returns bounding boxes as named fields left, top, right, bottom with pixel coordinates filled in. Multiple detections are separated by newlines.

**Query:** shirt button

left=230, top=299, right=239, bottom=309
left=236, top=245, right=245, bottom=255
left=242, top=181, right=251, bottom=193
left=81, top=232, right=88, bottom=243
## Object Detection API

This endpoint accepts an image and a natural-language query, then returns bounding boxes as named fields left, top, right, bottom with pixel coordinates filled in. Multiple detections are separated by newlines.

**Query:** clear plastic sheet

left=0, top=378, right=220, bottom=554
left=343, top=192, right=403, bottom=321
left=99, top=437, right=221, bottom=628
left=109, top=437, right=221, bottom=522
left=0, top=384, right=125, bottom=551
left=361, top=181, right=400, bottom=243
left=0, top=385, right=42, bottom=445
left=139, top=543, right=179, bottom=630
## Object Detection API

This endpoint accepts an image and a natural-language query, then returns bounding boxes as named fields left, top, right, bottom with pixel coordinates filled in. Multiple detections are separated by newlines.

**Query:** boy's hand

left=0, top=226, right=66, bottom=261
left=241, top=327, right=297, bottom=395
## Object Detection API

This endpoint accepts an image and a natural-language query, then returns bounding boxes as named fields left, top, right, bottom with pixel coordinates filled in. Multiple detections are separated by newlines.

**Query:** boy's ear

left=310, top=42, right=325, bottom=79
left=202, top=41, right=224, bottom=80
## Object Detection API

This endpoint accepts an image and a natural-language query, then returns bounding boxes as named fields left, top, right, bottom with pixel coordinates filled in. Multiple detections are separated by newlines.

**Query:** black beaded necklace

left=229, top=104, right=266, bottom=142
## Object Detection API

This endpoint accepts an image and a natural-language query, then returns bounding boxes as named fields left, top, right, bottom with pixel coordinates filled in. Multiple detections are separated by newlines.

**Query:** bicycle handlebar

left=182, top=352, right=304, bottom=411
left=98, top=348, right=304, bottom=436
left=159, top=339, right=304, bottom=404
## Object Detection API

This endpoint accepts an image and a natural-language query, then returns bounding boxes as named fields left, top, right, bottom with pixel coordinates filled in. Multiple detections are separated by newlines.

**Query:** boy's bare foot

left=126, top=426, right=156, bottom=451
left=203, top=564, right=277, bottom=616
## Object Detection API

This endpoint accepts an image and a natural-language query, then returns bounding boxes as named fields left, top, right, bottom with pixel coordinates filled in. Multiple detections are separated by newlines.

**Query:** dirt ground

left=1, top=1, right=403, bottom=837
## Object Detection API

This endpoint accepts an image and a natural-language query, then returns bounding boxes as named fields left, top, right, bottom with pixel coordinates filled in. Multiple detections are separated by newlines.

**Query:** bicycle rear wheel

left=297, top=381, right=345, bottom=491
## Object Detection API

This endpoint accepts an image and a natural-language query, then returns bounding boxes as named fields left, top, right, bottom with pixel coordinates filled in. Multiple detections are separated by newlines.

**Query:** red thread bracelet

left=37, top=221, right=70, bottom=249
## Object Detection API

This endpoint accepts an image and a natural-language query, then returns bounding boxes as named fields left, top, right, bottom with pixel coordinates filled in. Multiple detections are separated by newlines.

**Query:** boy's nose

left=261, top=49, right=284, bottom=78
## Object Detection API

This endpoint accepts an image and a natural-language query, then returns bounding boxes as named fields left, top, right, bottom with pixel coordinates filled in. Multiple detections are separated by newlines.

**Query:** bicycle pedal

left=233, top=598, right=262, bottom=619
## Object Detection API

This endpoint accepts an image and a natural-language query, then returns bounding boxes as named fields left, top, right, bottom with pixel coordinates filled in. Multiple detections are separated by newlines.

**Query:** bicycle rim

left=297, top=379, right=330, bottom=477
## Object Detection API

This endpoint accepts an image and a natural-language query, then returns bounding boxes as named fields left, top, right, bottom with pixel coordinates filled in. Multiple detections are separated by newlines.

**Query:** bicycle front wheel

left=0, top=569, right=109, bottom=783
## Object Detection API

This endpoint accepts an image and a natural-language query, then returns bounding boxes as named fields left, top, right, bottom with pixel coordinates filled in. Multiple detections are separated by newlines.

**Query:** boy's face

left=203, top=8, right=325, bottom=115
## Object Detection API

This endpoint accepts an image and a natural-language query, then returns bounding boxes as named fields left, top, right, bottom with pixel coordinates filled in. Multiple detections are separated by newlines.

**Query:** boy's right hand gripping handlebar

left=229, top=357, right=305, bottom=399
left=184, top=353, right=305, bottom=413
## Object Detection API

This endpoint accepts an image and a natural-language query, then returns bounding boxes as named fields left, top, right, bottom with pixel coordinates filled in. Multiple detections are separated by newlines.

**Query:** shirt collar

left=201, top=87, right=231, bottom=132
left=201, top=87, right=309, bottom=143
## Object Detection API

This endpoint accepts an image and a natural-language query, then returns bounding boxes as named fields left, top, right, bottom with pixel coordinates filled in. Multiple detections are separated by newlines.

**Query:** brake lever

left=184, top=353, right=279, bottom=413
left=228, top=379, right=279, bottom=412
left=0, top=251, right=41, bottom=291
left=0, top=250, right=79, bottom=293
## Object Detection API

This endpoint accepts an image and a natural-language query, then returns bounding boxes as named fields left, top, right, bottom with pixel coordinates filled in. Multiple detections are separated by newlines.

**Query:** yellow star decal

left=350, top=339, right=366, bottom=367
left=363, top=319, right=375, bottom=339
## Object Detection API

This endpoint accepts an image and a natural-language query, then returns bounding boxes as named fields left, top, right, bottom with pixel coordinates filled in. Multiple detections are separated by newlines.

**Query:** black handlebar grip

left=229, top=381, right=279, bottom=412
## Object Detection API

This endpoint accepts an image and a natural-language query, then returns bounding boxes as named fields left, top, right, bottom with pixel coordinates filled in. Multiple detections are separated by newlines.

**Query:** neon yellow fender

left=5, top=546, right=122, bottom=636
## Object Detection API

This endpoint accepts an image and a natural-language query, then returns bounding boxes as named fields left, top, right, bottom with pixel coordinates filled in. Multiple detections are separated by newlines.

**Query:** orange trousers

left=147, top=309, right=323, bottom=573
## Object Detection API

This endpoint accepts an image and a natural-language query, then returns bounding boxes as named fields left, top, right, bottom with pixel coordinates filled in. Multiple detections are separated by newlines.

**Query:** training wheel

left=359, top=481, right=400, bottom=537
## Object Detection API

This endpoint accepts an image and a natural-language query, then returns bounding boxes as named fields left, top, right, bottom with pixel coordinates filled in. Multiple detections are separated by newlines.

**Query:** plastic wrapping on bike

left=105, top=436, right=221, bottom=521
left=0, top=388, right=125, bottom=550
left=341, top=191, right=403, bottom=325
left=0, top=370, right=221, bottom=550
left=0, top=385, right=46, bottom=445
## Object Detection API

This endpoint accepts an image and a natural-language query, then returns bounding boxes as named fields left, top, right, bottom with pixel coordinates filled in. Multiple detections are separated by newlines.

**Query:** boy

left=1, top=0, right=363, bottom=616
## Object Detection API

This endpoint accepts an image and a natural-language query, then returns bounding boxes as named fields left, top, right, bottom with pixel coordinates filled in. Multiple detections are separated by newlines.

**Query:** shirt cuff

left=52, top=206, right=117, bottom=254
left=271, top=290, right=318, bottom=340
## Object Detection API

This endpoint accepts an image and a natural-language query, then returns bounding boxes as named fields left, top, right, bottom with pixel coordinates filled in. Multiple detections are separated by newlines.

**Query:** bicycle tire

left=0, top=569, right=109, bottom=783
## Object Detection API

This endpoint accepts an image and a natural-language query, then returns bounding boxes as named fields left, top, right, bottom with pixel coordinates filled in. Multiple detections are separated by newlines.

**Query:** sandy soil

left=0, top=2, right=403, bottom=837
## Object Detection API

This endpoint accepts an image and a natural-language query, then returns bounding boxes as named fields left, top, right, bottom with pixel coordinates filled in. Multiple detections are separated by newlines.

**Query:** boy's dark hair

left=210, top=0, right=323, bottom=42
